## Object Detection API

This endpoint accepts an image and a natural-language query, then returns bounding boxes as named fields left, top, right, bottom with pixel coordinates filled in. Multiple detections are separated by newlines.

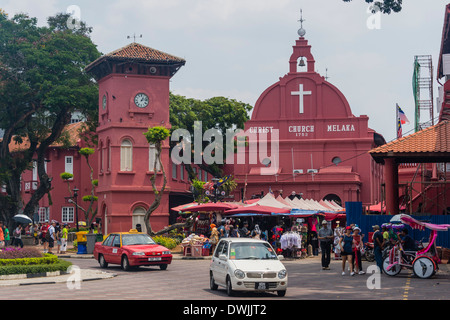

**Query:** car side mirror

left=277, top=255, right=284, bottom=260
left=219, top=254, right=228, bottom=261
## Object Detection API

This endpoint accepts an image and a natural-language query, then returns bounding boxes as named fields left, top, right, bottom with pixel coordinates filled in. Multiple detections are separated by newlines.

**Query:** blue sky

left=2, top=0, right=448, bottom=142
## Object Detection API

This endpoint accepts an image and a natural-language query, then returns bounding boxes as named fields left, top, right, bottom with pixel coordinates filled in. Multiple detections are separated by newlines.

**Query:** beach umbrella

left=13, top=214, right=32, bottom=224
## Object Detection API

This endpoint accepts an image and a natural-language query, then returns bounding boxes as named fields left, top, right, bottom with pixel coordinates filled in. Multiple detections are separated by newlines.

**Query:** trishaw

left=383, top=214, right=450, bottom=279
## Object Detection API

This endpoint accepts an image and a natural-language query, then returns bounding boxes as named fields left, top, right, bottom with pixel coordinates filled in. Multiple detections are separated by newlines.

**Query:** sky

left=1, top=0, right=448, bottom=142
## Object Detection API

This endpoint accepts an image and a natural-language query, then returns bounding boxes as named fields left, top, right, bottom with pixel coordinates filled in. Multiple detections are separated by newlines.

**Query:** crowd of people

left=0, top=220, right=70, bottom=254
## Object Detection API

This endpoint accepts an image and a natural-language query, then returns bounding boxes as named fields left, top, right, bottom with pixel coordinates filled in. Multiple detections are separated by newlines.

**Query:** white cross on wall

left=291, top=84, right=312, bottom=114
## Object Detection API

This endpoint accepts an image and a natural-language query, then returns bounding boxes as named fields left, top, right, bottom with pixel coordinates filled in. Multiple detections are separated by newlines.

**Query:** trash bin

left=76, top=231, right=88, bottom=254
left=86, top=234, right=97, bottom=254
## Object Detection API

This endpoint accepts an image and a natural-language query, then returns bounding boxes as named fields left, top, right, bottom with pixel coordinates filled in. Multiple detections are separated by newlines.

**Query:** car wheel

left=98, top=254, right=108, bottom=268
left=226, top=276, right=235, bottom=297
left=121, top=255, right=131, bottom=271
left=159, top=264, right=168, bottom=270
left=277, top=290, right=286, bottom=297
left=210, top=272, right=218, bottom=291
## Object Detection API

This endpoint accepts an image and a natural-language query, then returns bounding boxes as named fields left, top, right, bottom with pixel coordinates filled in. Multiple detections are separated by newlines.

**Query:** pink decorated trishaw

left=383, top=214, right=450, bottom=279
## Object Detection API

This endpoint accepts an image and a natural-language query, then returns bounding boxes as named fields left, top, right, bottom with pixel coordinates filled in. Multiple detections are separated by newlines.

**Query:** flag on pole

left=397, top=104, right=410, bottom=124
left=396, top=104, right=409, bottom=139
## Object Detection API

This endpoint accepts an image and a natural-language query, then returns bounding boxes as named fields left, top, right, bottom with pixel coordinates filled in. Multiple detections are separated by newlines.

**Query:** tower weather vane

left=298, top=9, right=306, bottom=37
left=127, top=33, right=142, bottom=42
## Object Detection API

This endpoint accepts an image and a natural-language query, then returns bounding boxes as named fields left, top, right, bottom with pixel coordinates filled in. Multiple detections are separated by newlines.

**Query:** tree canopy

left=342, top=0, right=402, bottom=14
left=169, top=92, right=252, bottom=179
left=0, top=11, right=100, bottom=225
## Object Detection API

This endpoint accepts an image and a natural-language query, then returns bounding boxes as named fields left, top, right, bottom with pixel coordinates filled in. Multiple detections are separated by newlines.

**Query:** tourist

left=3, top=224, right=10, bottom=247
left=239, top=221, right=251, bottom=238
left=47, top=221, right=56, bottom=254
left=399, top=228, right=417, bottom=251
left=0, top=221, right=4, bottom=247
left=333, top=221, right=344, bottom=259
left=41, top=221, right=49, bottom=253
left=217, top=220, right=226, bottom=239
left=318, top=220, right=333, bottom=270
left=209, top=224, right=219, bottom=253
left=229, top=225, right=239, bottom=238
left=60, top=224, right=68, bottom=254
left=56, top=222, right=62, bottom=254
left=14, top=224, right=23, bottom=248
left=339, top=226, right=355, bottom=276
left=352, top=227, right=365, bottom=275
left=372, top=225, right=384, bottom=273
left=251, top=224, right=262, bottom=240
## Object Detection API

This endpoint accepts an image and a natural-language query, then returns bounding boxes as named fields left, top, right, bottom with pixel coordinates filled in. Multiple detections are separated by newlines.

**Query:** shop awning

left=223, top=204, right=291, bottom=216
left=178, top=202, right=240, bottom=213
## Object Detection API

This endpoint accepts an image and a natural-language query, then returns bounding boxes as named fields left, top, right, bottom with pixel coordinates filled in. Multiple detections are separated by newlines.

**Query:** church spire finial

left=297, top=9, right=306, bottom=38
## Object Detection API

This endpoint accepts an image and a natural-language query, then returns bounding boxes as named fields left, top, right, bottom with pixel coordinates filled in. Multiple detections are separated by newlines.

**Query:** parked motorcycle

left=364, top=242, right=375, bottom=262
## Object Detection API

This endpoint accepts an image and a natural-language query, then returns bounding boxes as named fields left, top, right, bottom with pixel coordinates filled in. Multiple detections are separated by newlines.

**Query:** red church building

left=227, top=27, right=386, bottom=208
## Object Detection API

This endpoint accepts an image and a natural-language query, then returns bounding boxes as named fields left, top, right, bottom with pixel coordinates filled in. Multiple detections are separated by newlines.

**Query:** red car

left=93, top=229, right=173, bottom=271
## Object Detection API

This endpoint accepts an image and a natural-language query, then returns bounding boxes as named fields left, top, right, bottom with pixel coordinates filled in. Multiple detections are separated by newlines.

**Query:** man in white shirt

left=47, top=221, right=56, bottom=254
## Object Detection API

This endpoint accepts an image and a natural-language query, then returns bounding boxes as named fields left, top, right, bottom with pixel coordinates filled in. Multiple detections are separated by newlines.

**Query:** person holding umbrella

left=13, top=224, right=23, bottom=248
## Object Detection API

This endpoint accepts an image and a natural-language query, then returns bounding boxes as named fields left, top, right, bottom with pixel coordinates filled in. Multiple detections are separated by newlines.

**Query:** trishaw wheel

left=382, top=256, right=401, bottom=276
left=412, top=256, right=435, bottom=279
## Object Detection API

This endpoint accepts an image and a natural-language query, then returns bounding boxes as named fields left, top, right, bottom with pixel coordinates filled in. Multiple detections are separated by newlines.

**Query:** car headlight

left=278, top=269, right=287, bottom=279
left=234, top=269, right=245, bottom=279
left=132, top=252, right=145, bottom=256
left=163, top=251, right=171, bottom=255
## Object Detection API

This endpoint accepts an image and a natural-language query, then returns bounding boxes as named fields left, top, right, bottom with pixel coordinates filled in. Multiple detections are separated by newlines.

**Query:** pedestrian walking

left=47, top=221, right=56, bottom=254
left=239, top=222, right=251, bottom=238
left=318, top=220, right=334, bottom=270
left=352, top=227, right=365, bottom=275
left=3, top=224, right=10, bottom=247
left=209, top=224, right=219, bottom=253
left=372, top=225, right=384, bottom=273
left=60, top=224, right=68, bottom=254
left=339, top=226, right=355, bottom=276
left=56, top=223, right=62, bottom=254
left=41, top=221, right=49, bottom=253
left=13, top=224, right=23, bottom=248
left=229, top=225, right=239, bottom=238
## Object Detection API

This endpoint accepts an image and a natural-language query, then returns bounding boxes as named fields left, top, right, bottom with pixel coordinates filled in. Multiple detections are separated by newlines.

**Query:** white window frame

left=120, top=139, right=133, bottom=171
left=62, top=207, right=75, bottom=223
left=65, top=156, right=74, bottom=177
left=148, top=144, right=161, bottom=172
left=38, top=207, right=50, bottom=223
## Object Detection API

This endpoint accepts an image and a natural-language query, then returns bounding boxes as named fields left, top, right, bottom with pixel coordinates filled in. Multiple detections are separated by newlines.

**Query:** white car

left=209, top=238, right=288, bottom=297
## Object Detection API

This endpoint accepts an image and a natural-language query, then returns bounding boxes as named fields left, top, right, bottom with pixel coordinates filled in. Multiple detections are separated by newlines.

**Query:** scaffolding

left=413, top=55, right=435, bottom=131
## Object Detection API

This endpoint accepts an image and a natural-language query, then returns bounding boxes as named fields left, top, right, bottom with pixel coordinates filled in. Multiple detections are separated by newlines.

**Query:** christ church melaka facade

left=226, top=31, right=386, bottom=208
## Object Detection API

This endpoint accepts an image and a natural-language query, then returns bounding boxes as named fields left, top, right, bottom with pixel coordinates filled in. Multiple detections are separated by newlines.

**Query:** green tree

left=143, top=126, right=170, bottom=236
left=169, top=92, right=252, bottom=180
left=342, top=0, right=402, bottom=14
left=0, top=11, right=100, bottom=227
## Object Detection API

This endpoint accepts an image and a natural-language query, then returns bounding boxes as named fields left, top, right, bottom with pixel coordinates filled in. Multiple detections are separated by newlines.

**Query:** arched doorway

left=323, top=194, right=342, bottom=207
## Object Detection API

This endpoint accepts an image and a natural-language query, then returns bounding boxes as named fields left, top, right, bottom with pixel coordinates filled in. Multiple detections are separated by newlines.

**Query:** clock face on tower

left=134, top=93, right=149, bottom=108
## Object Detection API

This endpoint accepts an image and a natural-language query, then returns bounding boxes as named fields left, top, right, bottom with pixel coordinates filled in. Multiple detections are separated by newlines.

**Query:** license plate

left=255, top=282, right=268, bottom=290
left=148, top=257, right=162, bottom=261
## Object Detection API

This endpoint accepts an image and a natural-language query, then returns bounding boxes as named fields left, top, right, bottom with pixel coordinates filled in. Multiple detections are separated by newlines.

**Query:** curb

left=0, top=270, right=69, bottom=281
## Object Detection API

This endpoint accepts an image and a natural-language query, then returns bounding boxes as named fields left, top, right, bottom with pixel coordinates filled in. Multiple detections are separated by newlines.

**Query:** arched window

left=332, top=157, right=342, bottom=166
left=149, top=144, right=161, bottom=172
left=120, top=139, right=133, bottom=171
left=132, top=206, right=147, bottom=233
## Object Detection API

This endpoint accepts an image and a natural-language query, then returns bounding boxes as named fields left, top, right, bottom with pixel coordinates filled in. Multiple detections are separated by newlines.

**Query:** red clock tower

left=86, top=42, right=185, bottom=234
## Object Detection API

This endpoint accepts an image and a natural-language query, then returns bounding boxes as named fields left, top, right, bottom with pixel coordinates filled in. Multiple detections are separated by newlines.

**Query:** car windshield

left=122, top=234, right=157, bottom=246
left=229, top=242, right=278, bottom=260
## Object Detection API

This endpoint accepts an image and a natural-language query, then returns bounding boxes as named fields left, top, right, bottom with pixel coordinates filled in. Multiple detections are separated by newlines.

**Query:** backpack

left=45, top=229, right=51, bottom=240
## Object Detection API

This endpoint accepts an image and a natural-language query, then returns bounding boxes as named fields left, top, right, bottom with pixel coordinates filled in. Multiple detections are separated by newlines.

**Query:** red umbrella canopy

left=223, top=204, right=291, bottom=216
left=171, top=202, right=198, bottom=212
left=179, top=202, right=240, bottom=213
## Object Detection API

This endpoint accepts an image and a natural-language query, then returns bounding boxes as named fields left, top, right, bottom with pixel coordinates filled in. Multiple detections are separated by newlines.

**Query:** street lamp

left=73, top=187, right=79, bottom=231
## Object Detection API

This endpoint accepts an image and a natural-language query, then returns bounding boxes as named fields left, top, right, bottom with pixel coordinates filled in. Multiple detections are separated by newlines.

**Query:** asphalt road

left=1, top=256, right=449, bottom=301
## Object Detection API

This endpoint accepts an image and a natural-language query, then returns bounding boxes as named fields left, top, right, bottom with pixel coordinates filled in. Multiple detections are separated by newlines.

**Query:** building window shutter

left=65, top=156, right=74, bottom=175
left=149, top=144, right=161, bottom=172
left=120, top=139, right=133, bottom=171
